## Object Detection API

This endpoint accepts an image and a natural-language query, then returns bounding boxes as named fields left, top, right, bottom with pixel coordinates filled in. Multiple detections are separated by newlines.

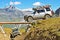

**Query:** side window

left=46, top=8, right=50, bottom=11
left=37, top=10, right=45, bottom=13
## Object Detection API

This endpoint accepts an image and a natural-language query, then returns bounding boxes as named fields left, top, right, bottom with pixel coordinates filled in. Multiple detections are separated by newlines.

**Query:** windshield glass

left=37, top=10, right=45, bottom=13
left=33, top=11, right=36, bottom=14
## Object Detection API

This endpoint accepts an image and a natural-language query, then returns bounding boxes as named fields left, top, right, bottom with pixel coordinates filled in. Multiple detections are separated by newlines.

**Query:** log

left=0, top=22, right=32, bottom=24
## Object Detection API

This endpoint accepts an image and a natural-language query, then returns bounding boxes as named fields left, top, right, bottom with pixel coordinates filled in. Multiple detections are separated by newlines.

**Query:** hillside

left=0, top=6, right=24, bottom=22
left=0, top=17, right=60, bottom=40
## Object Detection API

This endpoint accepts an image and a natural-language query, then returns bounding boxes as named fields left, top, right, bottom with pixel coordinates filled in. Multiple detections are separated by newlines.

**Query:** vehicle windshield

left=33, top=11, right=36, bottom=14
left=46, top=8, right=50, bottom=11
left=37, top=10, right=45, bottom=13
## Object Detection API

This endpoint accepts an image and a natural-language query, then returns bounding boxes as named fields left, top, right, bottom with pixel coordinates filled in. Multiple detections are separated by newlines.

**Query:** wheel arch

left=28, top=16, right=33, bottom=18
left=43, top=14, right=52, bottom=19
left=27, top=16, right=33, bottom=22
left=44, top=14, right=51, bottom=17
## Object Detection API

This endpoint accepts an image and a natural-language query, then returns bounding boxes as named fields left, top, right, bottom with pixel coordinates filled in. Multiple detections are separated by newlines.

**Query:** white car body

left=24, top=7, right=54, bottom=22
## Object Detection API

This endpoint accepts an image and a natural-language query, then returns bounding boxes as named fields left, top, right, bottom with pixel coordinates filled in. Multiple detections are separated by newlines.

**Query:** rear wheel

left=27, top=17, right=33, bottom=22
left=45, top=15, right=51, bottom=19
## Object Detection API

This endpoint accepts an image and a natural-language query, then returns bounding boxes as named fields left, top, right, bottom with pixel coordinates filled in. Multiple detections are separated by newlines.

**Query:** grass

left=26, top=17, right=60, bottom=40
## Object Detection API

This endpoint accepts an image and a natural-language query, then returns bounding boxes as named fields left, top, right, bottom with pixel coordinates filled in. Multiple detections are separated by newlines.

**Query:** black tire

left=45, top=15, right=51, bottom=19
left=24, top=15, right=27, bottom=21
left=27, top=16, right=33, bottom=22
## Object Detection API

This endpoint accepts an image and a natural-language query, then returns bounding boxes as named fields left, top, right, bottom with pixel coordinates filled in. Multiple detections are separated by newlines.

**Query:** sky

left=0, top=0, right=60, bottom=11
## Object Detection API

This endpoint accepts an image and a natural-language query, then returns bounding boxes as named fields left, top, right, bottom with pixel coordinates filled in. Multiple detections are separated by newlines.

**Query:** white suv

left=24, top=5, right=54, bottom=22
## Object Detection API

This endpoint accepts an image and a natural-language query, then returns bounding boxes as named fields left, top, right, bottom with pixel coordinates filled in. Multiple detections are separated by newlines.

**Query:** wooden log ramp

left=0, top=22, right=32, bottom=24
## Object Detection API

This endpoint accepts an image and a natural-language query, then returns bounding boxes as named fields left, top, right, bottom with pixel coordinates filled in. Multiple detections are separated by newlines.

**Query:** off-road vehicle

left=24, top=5, right=54, bottom=22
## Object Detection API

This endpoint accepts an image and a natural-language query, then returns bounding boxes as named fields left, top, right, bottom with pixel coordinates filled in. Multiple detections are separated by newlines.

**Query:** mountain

left=55, top=7, right=60, bottom=17
left=23, top=11, right=33, bottom=16
left=0, top=6, right=33, bottom=28
left=0, top=5, right=24, bottom=22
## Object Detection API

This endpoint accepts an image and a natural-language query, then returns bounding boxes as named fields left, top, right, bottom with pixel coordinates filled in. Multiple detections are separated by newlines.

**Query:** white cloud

left=10, top=2, right=13, bottom=5
left=33, top=2, right=41, bottom=6
left=10, top=1, right=21, bottom=5
left=14, top=2, right=21, bottom=5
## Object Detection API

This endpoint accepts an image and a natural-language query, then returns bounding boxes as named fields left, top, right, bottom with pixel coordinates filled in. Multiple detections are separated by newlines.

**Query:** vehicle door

left=37, top=9, right=45, bottom=18
left=33, top=11, right=40, bottom=19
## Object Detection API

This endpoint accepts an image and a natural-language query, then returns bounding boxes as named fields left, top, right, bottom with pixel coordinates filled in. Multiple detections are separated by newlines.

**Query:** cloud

left=10, top=2, right=13, bottom=5
left=33, top=2, right=41, bottom=6
left=14, top=2, right=21, bottom=5
left=10, top=1, right=21, bottom=5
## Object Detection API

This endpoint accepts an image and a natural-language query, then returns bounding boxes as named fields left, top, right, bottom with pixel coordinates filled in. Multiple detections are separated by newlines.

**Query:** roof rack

left=33, top=5, right=51, bottom=10
left=43, top=5, right=51, bottom=8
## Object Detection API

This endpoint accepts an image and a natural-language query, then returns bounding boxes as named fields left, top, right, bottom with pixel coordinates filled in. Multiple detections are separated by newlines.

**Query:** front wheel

left=27, top=17, right=33, bottom=22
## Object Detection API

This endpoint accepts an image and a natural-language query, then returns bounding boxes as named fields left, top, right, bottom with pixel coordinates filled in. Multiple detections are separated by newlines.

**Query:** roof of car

left=33, top=5, right=51, bottom=10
